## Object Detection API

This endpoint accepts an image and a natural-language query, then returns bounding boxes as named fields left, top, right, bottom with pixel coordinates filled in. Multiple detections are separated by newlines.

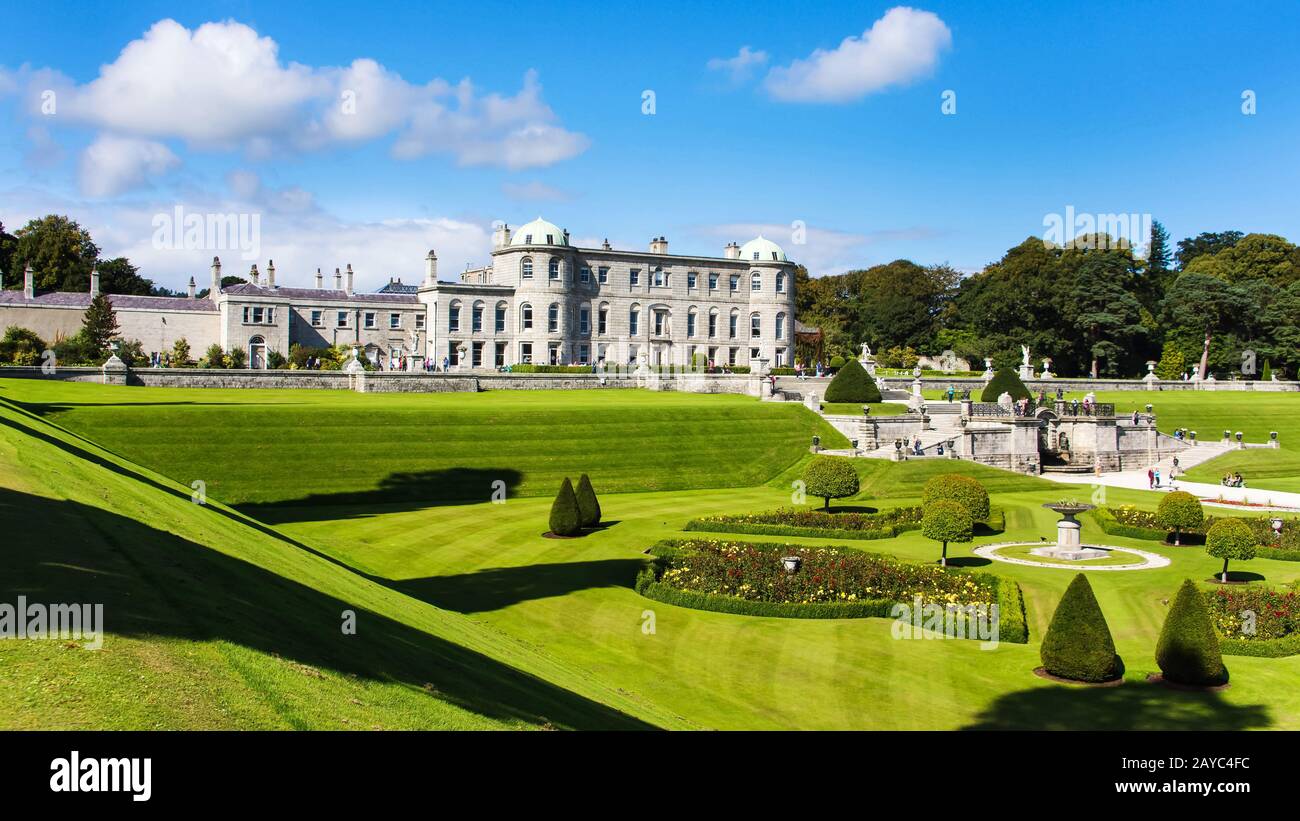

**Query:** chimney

left=491, top=222, right=511, bottom=249
left=188, top=276, right=196, bottom=299
left=602, top=238, right=612, bottom=250
left=724, top=241, right=741, bottom=260
left=210, top=256, right=222, bottom=301
left=90, top=265, right=100, bottom=297
left=334, top=267, right=342, bottom=290
left=249, top=263, right=260, bottom=286
left=345, top=263, right=354, bottom=295
left=424, top=250, right=438, bottom=285
left=266, top=259, right=276, bottom=288
left=315, top=268, right=323, bottom=289
left=650, top=236, right=668, bottom=254
left=23, top=264, right=34, bottom=299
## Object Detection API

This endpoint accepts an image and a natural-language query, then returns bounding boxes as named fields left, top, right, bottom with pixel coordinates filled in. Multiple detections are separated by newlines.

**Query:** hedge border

left=682, top=520, right=912, bottom=541
left=634, top=540, right=1028, bottom=643
left=1218, top=634, right=1300, bottom=658
left=1092, top=508, right=1300, bottom=561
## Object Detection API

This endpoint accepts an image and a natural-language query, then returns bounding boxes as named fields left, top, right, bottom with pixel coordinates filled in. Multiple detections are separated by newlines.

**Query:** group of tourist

left=793, top=361, right=826, bottom=380
left=1221, top=472, right=1247, bottom=487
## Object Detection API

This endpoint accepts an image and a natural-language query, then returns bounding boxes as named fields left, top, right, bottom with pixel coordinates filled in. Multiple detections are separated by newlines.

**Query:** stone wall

left=0, top=366, right=103, bottom=383
left=878, top=376, right=1300, bottom=393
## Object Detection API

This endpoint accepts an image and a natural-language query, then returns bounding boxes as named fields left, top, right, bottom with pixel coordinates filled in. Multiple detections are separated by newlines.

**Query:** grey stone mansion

left=0, top=217, right=799, bottom=371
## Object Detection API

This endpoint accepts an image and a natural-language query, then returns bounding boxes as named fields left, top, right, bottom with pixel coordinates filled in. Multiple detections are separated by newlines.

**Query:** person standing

left=1147, top=467, right=1155, bottom=489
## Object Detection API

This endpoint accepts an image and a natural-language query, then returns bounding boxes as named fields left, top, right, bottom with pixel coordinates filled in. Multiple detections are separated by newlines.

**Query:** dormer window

left=546, top=234, right=554, bottom=244
left=752, top=251, right=760, bottom=260
left=771, top=251, right=779, bottom=260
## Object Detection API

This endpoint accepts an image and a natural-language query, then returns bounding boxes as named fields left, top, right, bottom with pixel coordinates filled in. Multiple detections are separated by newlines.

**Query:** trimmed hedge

left=979, top=367, right=1031, bottom=402
left=1157, top=491, right=1204, bottom=546
left=548, top=477, right=581, bottom=536
left=1156, top=580, right=1228, bottom=686
left=1220, top=634, right=1300, bottom=658
left=575, top=473, right=601, bottom=528
left=510, top=364, right=595, bottom=373
left=921, top=474, right=990, bottom=521
left=803, top=456, right=861, bottom=509
left=1040, top=574, right=1122, bottom=682
left=1091, top=507, right=1168, bottom=541
left=823, top=358, right=881, bottom=403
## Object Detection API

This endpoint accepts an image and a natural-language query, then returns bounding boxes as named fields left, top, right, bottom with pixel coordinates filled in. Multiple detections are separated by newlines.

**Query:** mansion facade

left=0, top=217, right=799, bottom=371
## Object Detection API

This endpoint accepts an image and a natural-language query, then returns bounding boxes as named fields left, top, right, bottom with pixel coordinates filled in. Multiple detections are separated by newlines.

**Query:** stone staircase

left=863, top=429, right=956, bottom=459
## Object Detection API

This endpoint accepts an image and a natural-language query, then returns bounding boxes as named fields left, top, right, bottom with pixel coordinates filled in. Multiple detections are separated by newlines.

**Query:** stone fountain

left=1030, top=502, right=1109, bottom=561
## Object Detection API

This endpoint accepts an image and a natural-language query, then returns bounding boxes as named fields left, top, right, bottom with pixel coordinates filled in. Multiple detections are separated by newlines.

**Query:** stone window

left=708, top=309, right=718, bottom=338
left=729, top=275, right=739, bottom=292
left=548, top=303, right=559, bottom=333
left=311, top=310, right=324, bottom=327
left=750, top=312, right=761, bottom=338
left=390, top=312, right=402, bottom=330
left=578, top=343, right=589, bottom=365
left=775, top=312, right=786, bottom=340
left=708, top=273, right=718, bottom=290
left=495, top=302, right=507, bottom=333
left=472, top=341, right=484, bottom=367
left=337, top=310, right=348, bottom=328
left=728, top=310, right=738, bottom=339
left=728, top=347, right=738, bottom=366
left=687, top=308, right=697, bottom=338
left=580, top=266, right=591, bottom=283
left=415, top=313, right=425, bottom=330
left=579, top=305, right=590, bottom=335
left=520, top=303, right=533, bottom=330
left=687, top=272, right=698, bottom=289
left=471, top=303, right=483, bottom=333
left=751, top=272, right=761, bottom=291
left=521, top=257, right=533, bottom=279
left=520, top=341, right=533, bottom=364
left=598, top=304, right=608, bottom=335
left=598, top=266, right=609, bottom=284
left=549, top=259, right=560, bottom=280
left=629, top=306, right=640, bottom=336
left=364, top=312, right=376, bottom=329
left=776, top=347, right=787, bottom=367
left=630, top=269, right=640, bottom=286
left=653, top=268, right=667, bottom=287
left=776, top=272, right=786, bottom=293
left=653, top=309, right=668, bottom=337
left=448, top=302, right=461, bottom=333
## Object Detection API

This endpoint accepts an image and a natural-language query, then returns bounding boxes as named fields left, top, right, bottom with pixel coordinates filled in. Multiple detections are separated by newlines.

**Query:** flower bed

left=1206, top=584, right=1300, bottom=657
left=635, top=538, right=1027, bottom=642
left=1095, top=506, right=1300, bottom=558
left=684, top=506, right=923, bottom=541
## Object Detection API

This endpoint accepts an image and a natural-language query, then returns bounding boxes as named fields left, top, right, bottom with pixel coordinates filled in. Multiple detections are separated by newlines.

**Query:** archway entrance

left=248, top=336, right=266, bottom=369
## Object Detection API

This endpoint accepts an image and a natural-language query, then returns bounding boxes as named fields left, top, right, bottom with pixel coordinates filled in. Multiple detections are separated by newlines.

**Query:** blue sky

left=2, top=0, right=1298, bottom=291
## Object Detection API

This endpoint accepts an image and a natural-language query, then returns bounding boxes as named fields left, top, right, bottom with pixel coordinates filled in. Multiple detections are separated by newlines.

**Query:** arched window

left=687, top=306, right=698, bottom=338
left=750, top=312, right=761, bottom=338
left=751, top=272, right=761, bottom=291
left=653, top=267, right=667, bottom=287
left=629, top=304, right=641, bottom=336
left=776, top=312, right=786, bottom=340
left=472, top=301, right=485, bottom=333
left=776, top=272, right=786, bottom=293
left=708, top=307, right=719, bottom=338
left=598, top=301, right=609, bottom=335
left=548, top=303, right=560, bottom=333
left=521, top=257, right=533, bottom=279
left=495, top=301, right=508, bottom=333
left=548, top=259, right=560, bottom=280
left=448, top=300, right=462, bottom=332
left=520, top=303, right=533, bottom=330
left=728, top=308, right=739, bottom=339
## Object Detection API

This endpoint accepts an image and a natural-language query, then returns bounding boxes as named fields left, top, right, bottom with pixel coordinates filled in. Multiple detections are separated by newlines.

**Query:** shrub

left=116, top=338, right=146, bottom=367
left=1205, top=518, right=1257, bottom=583
left=548, top=477, right=581, bottom=536
left=228, top=346, right=248, bottom=369
left=171, top=337, right=192, bottom=367
left=979, top=367, right=1030, bottom=402
left=202, top=343, right=226, bottom=369
left=51, top=330, right=100, bottom=366
left=1157, top=491, right=1204, bottom=545
left=921, top=499, right=973, bottom=566
left=509, top=364, right=594, bottom=374
left=1206, top=585, right=1300, bottom=642
left=575, top=473, right=601, bottom=528
left=823, top=357, right=881, bottom=403
left=922, top=473, right=990, bottom=521
left=267, top=350, right=287, bottom=369
left=1040, top=574, right=1122, bottom=682
left=802, top=456, right=860, bottom=510
left=0, top=326, right=47, bottom=364
left=1156, top=579, right=1227, bottom=686
left=828, top=355, right=846, bottom=371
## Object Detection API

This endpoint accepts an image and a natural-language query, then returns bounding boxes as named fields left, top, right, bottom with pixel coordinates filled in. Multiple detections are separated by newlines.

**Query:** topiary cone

left=1155, top=579, right=1227, bottom=686
left=822, top=357, right=881, bottom=404
left=979, top=367, right=1030, bottom=403
left=548, top=477, right=582, bottom=537
left=575, top=473, right=601, bottom=528
left=1039, top=573, right=1122, bottom=682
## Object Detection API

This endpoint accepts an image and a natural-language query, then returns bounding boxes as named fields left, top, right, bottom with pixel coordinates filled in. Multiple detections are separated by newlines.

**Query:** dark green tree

left=921, top=473, right=990, bottom=520
left=1068, top=253, right=1147, bottom=377
left=921, top=499, right=972, bottom=566
left=548, top=477, right=582, bottom=536
left=95, top=257, right=155, bottom=296
left=1205, top=519, right=1257, bottom=583
left=1156, top=491, right=1203, bottom=546
left=1039, top=574, right=1122, bottom=682
left=81, top=293, right=119, bottom=354
left=802, top=456, right=860, bottom=510
left=575, top=473, right=601, bottom=528
left=11, top=215, right=99, bottom=292
left=1155, top=580, right=1227, bottom=686
left=1175, top=230, right=1242, bottom=270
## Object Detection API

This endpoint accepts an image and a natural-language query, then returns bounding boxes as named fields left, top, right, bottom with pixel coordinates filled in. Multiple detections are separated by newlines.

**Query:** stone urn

left=1031, top=502, right=1107, bottom=561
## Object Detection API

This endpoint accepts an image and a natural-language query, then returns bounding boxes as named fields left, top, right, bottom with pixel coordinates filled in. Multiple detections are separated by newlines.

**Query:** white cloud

left=79, top=135, right=180, bottom=197
left=0, top=177, right=493, bottom=291
left=4, top=18, right=588, bottom=187
left=764, top=7, right=952, bottom=103
left=706, top=46, right=770, bottom=82
left=699, top=221, right=942, bottom=275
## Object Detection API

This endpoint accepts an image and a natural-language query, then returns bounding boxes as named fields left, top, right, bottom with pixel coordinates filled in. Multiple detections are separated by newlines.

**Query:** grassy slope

left=0, top=391, right=677, bottom=730
left=9, top=380, right=846, bottom=510
left=279, top=479, right=1300, bottom=730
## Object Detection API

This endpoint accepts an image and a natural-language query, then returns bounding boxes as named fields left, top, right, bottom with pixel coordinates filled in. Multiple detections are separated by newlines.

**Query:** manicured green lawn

left=989, top=542, right=1146, bottom=568
left=1182, top=449, right=1300, bottom=493
left=5, top=379, right=846, bottom=510
left=5, top=378, right=1300, bottom=730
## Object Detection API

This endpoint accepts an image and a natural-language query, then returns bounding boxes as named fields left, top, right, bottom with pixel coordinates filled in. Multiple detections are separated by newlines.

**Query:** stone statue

left=1021, top=345, right=1031, bottom=367
left=860, top=342, right=873, bottom=360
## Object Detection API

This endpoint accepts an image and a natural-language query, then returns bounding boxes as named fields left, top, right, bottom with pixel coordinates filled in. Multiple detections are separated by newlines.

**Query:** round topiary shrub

left=1205, top=518, right=1257, bottom=583
left=1156, top=491, right=1203, bottom=545
left=822, top=357, right=881, bottom=403
left=921, top=499, right=972, bottom=566
left=979, top=367, right=1031, bottom=402
left=575, top=473, right=602, bottom=528
left=803, top=456, right=860, bottom=510
left=548, top=477, right=582, bottom=536
left=1039, top=573, right=1122, bottom=682
left=921, top=474, right=990, bottom=521
left=1155, top=579, right=1227, bottom=686
left=828, top=355, right=846, bottom=371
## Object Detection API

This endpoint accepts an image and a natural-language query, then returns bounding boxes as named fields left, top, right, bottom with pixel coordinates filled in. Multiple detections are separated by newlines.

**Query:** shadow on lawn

left=237, top=468, right=525, bottom=524
left=0, top=484, right=652, bottom=730
left=962, top=682, right=1271, bottom=730
left=394, top=559, right=646, bottom=614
